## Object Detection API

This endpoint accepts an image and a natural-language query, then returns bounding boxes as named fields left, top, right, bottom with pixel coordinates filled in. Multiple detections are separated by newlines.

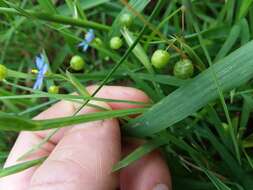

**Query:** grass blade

left=0, top=157, right=46, bottom=178
left=0, top=108, right=146, bottom=132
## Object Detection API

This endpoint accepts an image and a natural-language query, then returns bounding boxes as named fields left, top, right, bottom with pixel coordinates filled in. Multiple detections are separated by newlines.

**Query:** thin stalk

left=0, top=7, right=110, bottom=31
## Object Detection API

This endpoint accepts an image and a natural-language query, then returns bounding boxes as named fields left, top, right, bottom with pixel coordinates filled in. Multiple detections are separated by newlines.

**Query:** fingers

left=120, top=141, right=171, bottom=190
left=0, top=85, right=149, bottom=190
left=0, top=100, right=75, bottom=190
left=29, top=101, right=121, bottom=190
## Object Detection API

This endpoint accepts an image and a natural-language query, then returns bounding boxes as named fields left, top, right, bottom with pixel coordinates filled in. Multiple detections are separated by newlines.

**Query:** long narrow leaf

left=0, top=108, right=146, bottom=132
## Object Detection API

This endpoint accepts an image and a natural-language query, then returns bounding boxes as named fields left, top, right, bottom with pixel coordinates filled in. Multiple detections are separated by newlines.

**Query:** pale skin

left=0, top=86, right=171, bottom=190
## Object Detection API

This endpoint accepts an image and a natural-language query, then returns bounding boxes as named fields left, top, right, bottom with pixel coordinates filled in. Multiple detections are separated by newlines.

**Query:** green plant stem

left=0, top=7, right=110, bottom=31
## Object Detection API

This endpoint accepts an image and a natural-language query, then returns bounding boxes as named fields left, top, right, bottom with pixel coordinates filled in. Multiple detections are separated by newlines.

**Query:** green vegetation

left=1, top=0, right=253, bottom=189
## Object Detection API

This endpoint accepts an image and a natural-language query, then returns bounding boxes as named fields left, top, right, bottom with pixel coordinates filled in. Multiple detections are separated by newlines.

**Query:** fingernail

left=153, top=183, right=169, bottom=190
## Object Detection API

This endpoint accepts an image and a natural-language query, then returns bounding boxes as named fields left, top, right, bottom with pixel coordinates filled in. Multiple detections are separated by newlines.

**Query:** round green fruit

left=120, top=13, right=133, bottom=27
left=0, top=64, right=7, bottom=81
left=48, top=85, right=59, bottom=94
left=110, top=37, right=123, bottom=50
left=173, top=59, right=194, bottom=79
left=151, top=50, right=171, bottom=69
left=70, top=55, right=85, bottom=71
left=94, top=37, right=103, bottom=46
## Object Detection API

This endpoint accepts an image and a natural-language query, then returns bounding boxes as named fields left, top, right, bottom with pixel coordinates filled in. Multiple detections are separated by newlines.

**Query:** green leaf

left=38, top=0, right=58, bottom=14
left=0, top=157, right=46, bottom=178
left=237, top=0, right=253, bottom=20
left=121, top=28, right=153, bottom=72
left=112, top=138, right=167, bottom=171
left=240, top=18, right=250, bottom=45
left=126, top=41, right=253, bottom=137
left=0, top=108, right=146, bottom=132
left=65, top=71, right=90, bottom=98
left=58, top=0, right=110, bottom=15
left=214, top=24, right=241, bottom=61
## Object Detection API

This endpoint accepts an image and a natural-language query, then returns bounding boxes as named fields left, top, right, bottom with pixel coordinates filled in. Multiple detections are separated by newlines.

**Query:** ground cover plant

left=1, top=0, right=253, bottom=189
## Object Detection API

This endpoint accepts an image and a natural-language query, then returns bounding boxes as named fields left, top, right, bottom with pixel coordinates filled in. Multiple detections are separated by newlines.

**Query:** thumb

left=29, top=101, right=121, bottom=190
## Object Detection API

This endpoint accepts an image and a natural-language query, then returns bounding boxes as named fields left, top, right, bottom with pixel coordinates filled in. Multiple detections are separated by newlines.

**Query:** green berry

left=70, top=55, right=85, bottom=71
left=110, top=37, right=123, bottom=50
left=120, top=13, right=133, bottom=28
left=0, top=64, right=7, bottom=81
left=48, top=85, right=59, bottom=94
left=94, top=37, right=103, bottom=46
left=173, top=59, right=194, bottom=79
left=151, top=50, right=170, bottom=69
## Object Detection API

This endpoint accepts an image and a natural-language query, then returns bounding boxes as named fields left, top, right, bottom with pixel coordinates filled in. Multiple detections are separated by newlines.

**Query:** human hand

left=0, top=86, right=171, bottom=190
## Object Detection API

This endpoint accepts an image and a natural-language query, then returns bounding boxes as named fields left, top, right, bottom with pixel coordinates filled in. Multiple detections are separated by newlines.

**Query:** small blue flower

left=33, top=54, right=48, bottom=90
left=78, top=29, right=95, bottom=52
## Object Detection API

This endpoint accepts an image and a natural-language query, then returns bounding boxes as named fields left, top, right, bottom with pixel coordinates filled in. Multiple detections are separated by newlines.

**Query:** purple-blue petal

left=33, top=77, right=43, bottom=89
left=85, top=29, right=95, bottom=43
left=35, top=56, right=44, bottom=70
left=41, top=63, right=48, bottom=75
left=33, top=53, right=48, bottom=89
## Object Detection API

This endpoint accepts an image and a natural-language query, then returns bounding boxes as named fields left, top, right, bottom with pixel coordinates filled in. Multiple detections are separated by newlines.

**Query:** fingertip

left=120, top=150, right=171, bottom=190
left=87, top=85, right=150, bottom=109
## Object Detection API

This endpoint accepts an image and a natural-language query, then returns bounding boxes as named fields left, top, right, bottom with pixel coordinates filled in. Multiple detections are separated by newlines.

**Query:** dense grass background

left=1, top=0, right=253, bottom=189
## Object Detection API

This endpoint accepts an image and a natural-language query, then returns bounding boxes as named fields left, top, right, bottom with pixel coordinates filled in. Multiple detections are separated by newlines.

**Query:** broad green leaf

left=126, top=41, right=253, bottom=137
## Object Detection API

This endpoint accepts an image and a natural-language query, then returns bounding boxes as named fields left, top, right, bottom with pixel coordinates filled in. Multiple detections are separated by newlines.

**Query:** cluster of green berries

left=109, top=13, right=194, bottom=79
left=151, top=49, right=194, bottom=79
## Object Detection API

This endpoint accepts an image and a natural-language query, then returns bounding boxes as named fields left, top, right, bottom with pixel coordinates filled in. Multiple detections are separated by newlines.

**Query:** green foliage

left=1, top=0, right=253, bottom=189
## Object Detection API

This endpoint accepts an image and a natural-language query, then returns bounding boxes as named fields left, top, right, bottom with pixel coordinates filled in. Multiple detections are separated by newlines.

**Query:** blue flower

left=78, top=29, right=95, bottom=52
left=33, top=54, right=48, bottom=90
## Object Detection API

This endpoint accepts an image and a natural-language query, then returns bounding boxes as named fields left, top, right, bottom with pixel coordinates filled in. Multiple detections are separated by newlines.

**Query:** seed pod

left=0, top=64, right=7, bottom=81
left=70, top=55, right=85, bottom=71
left=48, top=85, right=59, bottom=94
left=110, top=37, right=123, bottom=50
left=151, top=50, right=170, bottom=69
left=120, top=13, right=133, bottom=28
left=173, top=59, right=194, bottom=79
